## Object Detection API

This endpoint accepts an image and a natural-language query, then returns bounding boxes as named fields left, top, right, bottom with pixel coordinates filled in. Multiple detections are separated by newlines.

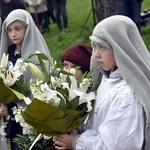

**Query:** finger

left=54, top=140, right=65, bottom=146
left=1, top=107, right=8, bottom=113
left=53, top=136, right=59, bottom=142
left=0, top=111, right=8, bottom=116
left=0, top=104, right=4, bottom=113
left=58, top=134, right=68, bottom=140
left=54, top=145, right=67, bottom=150
left=0, top=108, right=9, bottom=116
left=54, top=142, right=67, bottom=150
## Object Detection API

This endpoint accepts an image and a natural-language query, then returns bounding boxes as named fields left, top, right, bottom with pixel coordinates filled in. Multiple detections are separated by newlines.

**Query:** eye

left=63, top=63, right=69, bottom=69
left=98, top=45, right=103, bottom=49
left=7, top=28, right=12, bottom=32
left=15, top=26, right=22, bottom=31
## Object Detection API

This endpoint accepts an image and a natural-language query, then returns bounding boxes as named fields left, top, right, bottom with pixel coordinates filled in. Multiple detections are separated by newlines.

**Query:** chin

left=102, top=67, right=109, bottom=71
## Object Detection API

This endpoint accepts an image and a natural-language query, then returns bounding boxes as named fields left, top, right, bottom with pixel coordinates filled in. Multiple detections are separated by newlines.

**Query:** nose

left=94, top=49, right=100, bottom=58
left=10, top=30, right=16, bottom=36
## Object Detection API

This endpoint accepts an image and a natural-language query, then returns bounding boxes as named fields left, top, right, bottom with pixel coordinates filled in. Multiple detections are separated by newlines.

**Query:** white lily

left=1, top=66, right=22, bottom=86
left=69, top=89, right=95, bottom=112
left=61, top=82, right=69, bottom=89
left=69, top=75, right=77, bottom=90
left=14, top=58, right=28, bottom=72
left=0, top=53, right=9, bottom=68
left=79, top=78, right=91, bottom=92
left=79, top=91, right=95, bottom=112
left=70, top=68, right=76, bottom=75
left=23, top=97, right=32, bottom=105
left=28, top=63, right=44, bottom=81
left=35, top=50, right=41, bottom=54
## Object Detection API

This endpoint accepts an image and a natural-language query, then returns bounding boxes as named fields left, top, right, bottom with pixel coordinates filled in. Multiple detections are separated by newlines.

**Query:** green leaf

left=29, top=63, right=44, bottom=81
left=35, top=53, right=49, bottom=61
left=0, top=84, right=25, bottom=104
left=86, top=68, right=93, bottom=78
left=67, top=96, right=79, bottom=110
left=59, top=99, right=66, bottom=108
left=77, top=102, right=88, bottom=113
left=59, top=69, right=72, bottom=75
left=65, top=73, right=72, bottom=87
left=24, top=53, right=35, bottom=61
left=57, top=88, right=69, bottom=99
left=21, top=99, right=86, bottom=136
left=13, top=135, right=32, bottom=150
left=36, top=54, right=50, bottom=83
left=0, top=78, right=3, bottom=82
left=11, top=75, right=29, bottom=94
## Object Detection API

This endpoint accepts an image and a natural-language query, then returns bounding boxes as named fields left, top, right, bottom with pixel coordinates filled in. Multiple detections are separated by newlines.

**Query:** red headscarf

left=61, top=44, right=92, bottom=73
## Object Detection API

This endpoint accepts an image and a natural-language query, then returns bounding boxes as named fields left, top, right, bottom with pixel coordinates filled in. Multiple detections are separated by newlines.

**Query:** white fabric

left=76, top=69, right=144, bottom=150
left=0, top=9, right=51, bottom=82
left=26, top=0, right=48, bottom=13
left=0, top=117, right=7, bottom=150
left=89, top=15, right=150, bottom=149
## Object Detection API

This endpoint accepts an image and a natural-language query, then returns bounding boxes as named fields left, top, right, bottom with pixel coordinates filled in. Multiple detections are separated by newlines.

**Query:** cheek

left=63, top=67, right=70, bottom=72
left=22, top=32, right=26, bottom=39
left=21, top=30, right=26, bottom=39
left=107, top=55, right=116, bottom=68
left=8, top=32, right=11, bottom=38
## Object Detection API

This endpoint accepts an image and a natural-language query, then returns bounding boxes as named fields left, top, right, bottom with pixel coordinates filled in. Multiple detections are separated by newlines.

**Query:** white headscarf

left=90, top=15, right=150, bottom=149
left=0, top=9, right=51, bottom=82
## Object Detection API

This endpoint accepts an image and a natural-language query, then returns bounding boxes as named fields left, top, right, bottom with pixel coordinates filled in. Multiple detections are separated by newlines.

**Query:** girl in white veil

left=53, top=15, right=150, bottom=150
left=0, top=9, right=51, bottom=150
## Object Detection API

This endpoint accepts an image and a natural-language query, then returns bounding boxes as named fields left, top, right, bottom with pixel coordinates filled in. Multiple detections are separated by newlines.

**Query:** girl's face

left=62, top=60, right=83, bottom=80
left=94, top=42, right=116, bottom=71
left=7, top=21, right=26, bottom=45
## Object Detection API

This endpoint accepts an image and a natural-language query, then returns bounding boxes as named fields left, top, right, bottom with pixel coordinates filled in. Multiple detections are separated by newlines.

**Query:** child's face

left=7, top=21, right=26, bottom=46
left=94, top=42, right=116, bottom=71
left=62, top=60, right=83, bottom=80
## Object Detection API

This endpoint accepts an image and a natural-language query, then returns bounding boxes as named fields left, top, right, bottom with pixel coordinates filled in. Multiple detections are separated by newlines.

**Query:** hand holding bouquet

left=13, top=51, right=96, bottom=149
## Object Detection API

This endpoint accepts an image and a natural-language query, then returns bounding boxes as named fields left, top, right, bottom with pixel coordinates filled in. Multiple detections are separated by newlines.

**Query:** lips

left=11, top=39, right=18, bottom=43
left=98, top=60, right=103, bottom=64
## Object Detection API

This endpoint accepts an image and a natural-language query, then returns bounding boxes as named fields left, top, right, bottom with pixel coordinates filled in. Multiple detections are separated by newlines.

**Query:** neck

left=16, top=43, right=22, bottom=52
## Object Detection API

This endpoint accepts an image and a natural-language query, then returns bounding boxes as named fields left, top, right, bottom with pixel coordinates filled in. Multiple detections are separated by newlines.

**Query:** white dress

left=26, top=0, right=48, bottom=13
left=75, top=69, right=144, bottom=150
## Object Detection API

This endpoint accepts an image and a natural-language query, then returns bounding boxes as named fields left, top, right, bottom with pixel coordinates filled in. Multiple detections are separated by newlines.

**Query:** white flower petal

left=70, top=68, right=76, bottom=75
left=69, top=76, right=77, bottom=90
left=0, top=53, right=8, bottom=68
left=23, top=97, right=32, bottom=105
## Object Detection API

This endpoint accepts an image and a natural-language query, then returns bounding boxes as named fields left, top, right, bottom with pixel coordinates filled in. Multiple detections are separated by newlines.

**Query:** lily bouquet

left=0, top=53, right=28, bottom=104
left=13, top=51, right=96, bottom=149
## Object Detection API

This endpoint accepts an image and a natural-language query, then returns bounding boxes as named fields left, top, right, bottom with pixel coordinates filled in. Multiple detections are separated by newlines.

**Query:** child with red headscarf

left=61, top=44, right=92, bottom=80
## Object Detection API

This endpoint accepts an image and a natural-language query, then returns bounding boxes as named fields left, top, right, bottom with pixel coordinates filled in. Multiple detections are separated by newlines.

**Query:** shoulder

left=113, top=81, right=138, bottom=107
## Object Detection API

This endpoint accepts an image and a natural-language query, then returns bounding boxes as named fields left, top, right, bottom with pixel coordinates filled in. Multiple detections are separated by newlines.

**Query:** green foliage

left=20, top=52, right=95, bottom=138
left=13, top=135, right=32, bottom=150
left=13, top=135, right=53, bottom=150
left=11, top=75, right=29, bottom=95
left=141, top=0, right=150, bottom=50
left=142, top=0, right=150, bottom=11
left=67, top=96, right=80, bottom=110
left=43, top=0, right=95, bottom=67
left=42, top=0, right=150, bottom=65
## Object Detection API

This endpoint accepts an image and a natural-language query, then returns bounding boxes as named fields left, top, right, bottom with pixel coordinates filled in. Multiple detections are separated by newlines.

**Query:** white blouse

left=75, top=70, right=144, bottom=150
